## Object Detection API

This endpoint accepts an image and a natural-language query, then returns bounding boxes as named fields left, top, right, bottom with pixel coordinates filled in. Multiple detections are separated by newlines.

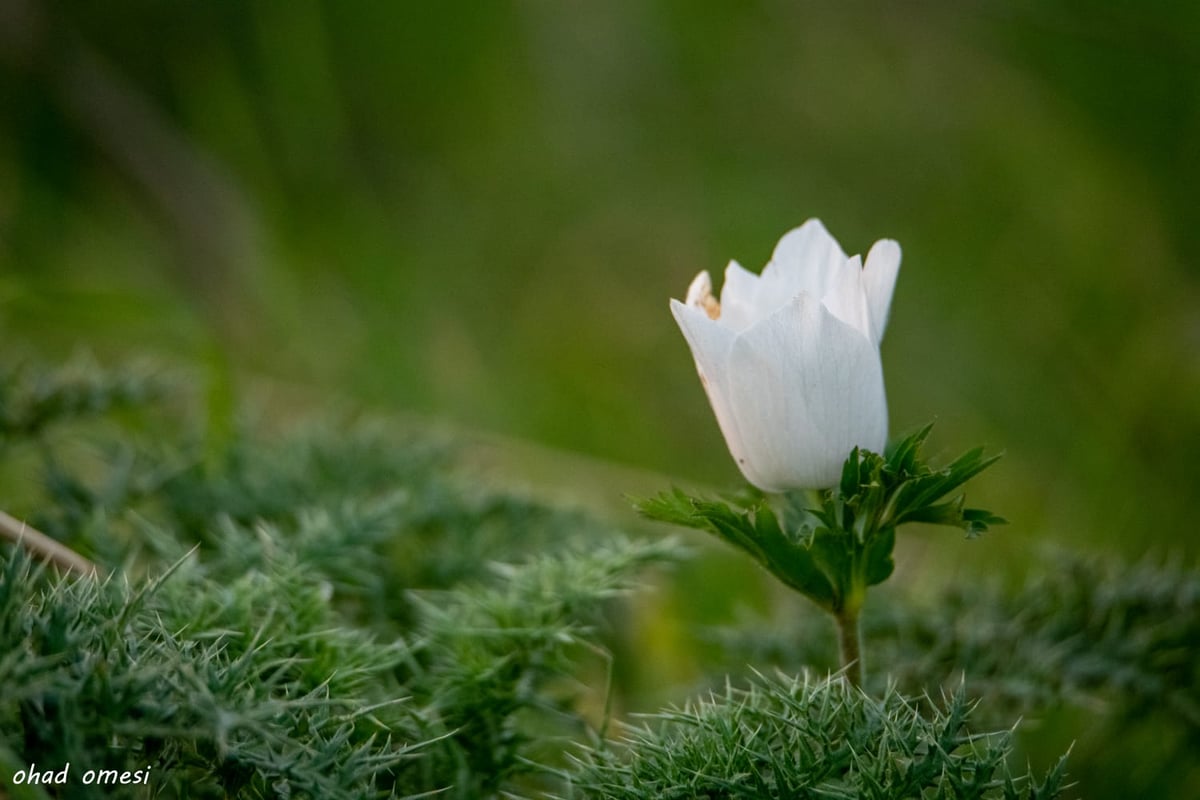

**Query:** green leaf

left=840, top=446, right=862, bottom=497
left=863, top=526, right=896, bottom=587
left=900, top=496, right=967, bottom=527
left=808, top=526, right=852, bottom=606
left=699, top=501, right=772, bottom=564
left=636, top=424, right=1005, bottom=610
left=885, top=422, right=934, bottom=474
left=634, top=488, right=713, bottom=531
left=636, top=489, right=838, bottom=609
left=962, top=507, right=1008, bottom=538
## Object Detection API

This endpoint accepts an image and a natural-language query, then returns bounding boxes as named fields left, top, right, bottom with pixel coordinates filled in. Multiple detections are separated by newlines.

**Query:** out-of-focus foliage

left=0, top=359, right=161, bottom=444
left=708, top=553, right=1200, bottom=732
left=0, top=359, right=686, bottom=797
left=0, top=357, right=1080, bottom=799
left=1, top=1, right=1197, bottom=562
left=5, top=5, right=1200, bottom=778
left=0, top=532, right=685, bottom=799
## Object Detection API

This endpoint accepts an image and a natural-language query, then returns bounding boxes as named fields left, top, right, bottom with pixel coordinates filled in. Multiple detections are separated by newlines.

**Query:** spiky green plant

left=561, top=672, right=1068, bottom=800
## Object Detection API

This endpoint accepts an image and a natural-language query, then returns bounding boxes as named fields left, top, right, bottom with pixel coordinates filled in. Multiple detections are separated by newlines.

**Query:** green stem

left=835, top=604, right=864, bottom=688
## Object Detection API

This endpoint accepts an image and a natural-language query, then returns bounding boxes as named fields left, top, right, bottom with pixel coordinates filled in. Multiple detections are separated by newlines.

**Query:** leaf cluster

left=562, top=672, right=1068, bottom=799
left=635, top=486, right=843, bottom=609
left=635, top=425, right=1003, bottom=614
left=827, top=423, right=1006, bottom=540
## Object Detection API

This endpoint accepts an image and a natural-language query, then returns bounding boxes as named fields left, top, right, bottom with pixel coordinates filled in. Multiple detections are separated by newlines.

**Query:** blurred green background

left=4, top=1, right=1200, bottom=576
left=3, top=0, right=1199, bottom=554
left=1, top=2, right=1199, bottom=792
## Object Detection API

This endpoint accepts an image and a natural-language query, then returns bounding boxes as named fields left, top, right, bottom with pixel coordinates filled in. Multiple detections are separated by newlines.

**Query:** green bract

left=638, top=424, right=1003, bottom=616
left=637, top=424, right=1003, bottom=685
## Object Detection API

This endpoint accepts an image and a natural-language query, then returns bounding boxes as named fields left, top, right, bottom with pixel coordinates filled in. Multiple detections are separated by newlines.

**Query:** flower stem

left=835, top=605, right=864, bottom=688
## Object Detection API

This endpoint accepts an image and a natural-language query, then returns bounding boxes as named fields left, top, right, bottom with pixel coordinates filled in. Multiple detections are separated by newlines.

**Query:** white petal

left=670, top=299, right=754, bottom=471
left=759, top=219, right=848, bottom=307
left=718, top=260, right=760, bottom=331
left=862, top=239, right=901, bottom=345
left=820, top=254, right=871, bottom=337
left=723, top=292, right=888, bottom=490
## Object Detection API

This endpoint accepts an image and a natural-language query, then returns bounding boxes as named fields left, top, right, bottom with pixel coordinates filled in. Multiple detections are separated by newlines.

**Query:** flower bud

left=671, top=219, right=901, bottom=490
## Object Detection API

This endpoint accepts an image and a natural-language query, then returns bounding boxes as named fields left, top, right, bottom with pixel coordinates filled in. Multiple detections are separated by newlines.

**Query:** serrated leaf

left=962, top=508, right=1007, bottom=527
left=885, top=422, right=934, bottom=473
left=700, top=503, right=771, bottom=564
left=751, top=511, right=837, bottom=608
left=943, top=448, right=1003, bottom=491
left=863, top=526, right=896, bottom=587
left=638, top=490, right=838, bottom=609
left=633, top=489, right=710, bottom=531
left=840, top=447, right=862, bottom=497
left=898, top=496, right=966, bottom=527
left=808, top=526, right=852, bottom=605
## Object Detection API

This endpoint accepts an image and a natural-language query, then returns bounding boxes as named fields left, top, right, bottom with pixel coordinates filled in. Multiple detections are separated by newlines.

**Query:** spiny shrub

left=561, top=672, right=1068, bottom=800
left=0, top=357, right=1082, bottom=798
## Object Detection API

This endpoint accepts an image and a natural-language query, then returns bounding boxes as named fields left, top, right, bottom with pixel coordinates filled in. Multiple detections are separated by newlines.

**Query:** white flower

left=671, top=219, right=901, bottom=491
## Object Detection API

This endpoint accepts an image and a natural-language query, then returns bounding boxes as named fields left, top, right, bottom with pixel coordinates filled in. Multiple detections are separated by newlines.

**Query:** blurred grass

left=1, top=2, right=1195, bottom=573
left=1, top=8, right=1198, bottom=790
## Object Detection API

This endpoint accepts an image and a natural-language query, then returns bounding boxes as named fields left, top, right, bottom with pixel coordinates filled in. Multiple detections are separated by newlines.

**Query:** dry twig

left=0, top=509, right=102, bottom=577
